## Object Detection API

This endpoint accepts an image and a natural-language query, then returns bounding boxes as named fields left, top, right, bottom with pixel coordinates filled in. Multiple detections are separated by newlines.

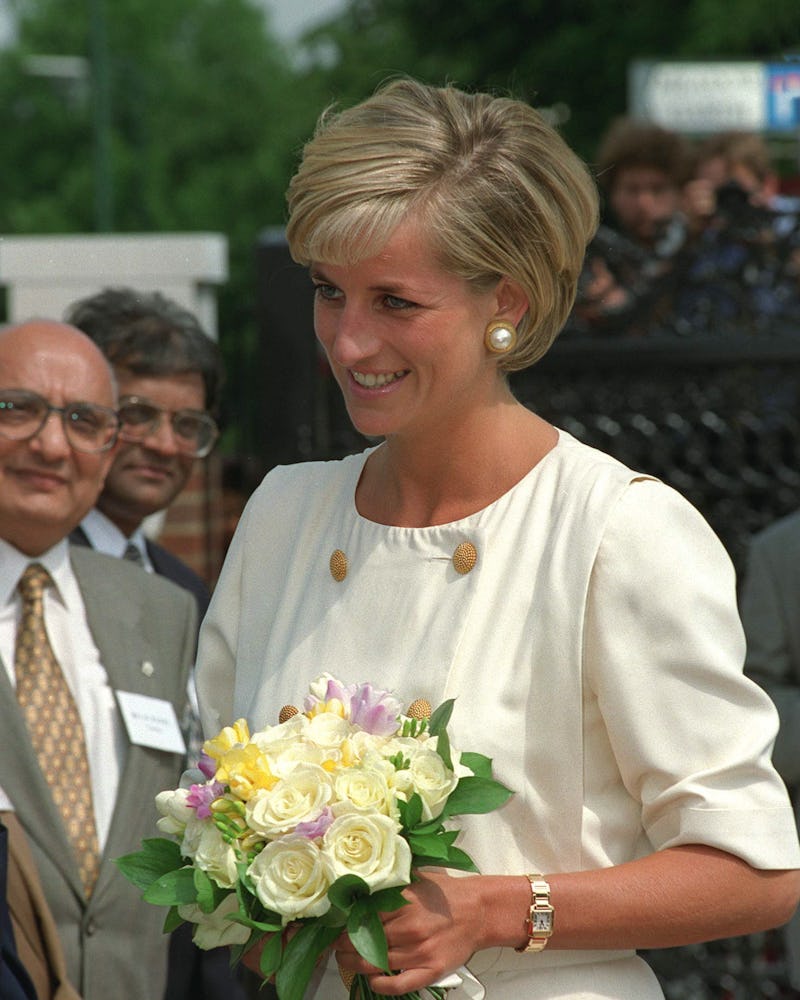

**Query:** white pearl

left=489, top=326, right=513, bottom=351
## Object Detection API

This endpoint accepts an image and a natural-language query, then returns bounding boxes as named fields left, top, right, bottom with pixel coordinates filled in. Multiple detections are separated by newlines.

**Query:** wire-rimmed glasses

left=117, top=396, right=219, bottom=458
left=0, top=388, right=120, bottom=453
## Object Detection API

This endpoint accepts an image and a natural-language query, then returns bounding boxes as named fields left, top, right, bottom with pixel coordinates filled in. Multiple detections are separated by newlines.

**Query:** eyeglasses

left=0, top=388, right=120, bottom=453
left=117, top=396, right=219, bottom=458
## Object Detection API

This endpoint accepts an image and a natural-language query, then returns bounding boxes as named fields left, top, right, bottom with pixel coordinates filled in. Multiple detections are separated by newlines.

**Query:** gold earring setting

left=484, top=321, right=518, bottom=355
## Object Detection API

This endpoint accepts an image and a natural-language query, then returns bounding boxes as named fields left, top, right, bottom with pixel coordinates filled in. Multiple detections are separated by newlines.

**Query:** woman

left=196, top=79, right=800, bottom=998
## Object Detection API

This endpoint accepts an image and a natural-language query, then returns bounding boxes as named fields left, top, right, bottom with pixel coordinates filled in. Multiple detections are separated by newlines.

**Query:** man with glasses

left=65, top=287, right=224, bottom=619
left=0, top=319, right=196, bottom=1000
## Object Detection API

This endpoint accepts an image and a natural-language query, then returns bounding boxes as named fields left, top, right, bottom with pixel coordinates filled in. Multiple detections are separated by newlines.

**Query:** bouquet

left=116, top=675, right=512, bottom=1000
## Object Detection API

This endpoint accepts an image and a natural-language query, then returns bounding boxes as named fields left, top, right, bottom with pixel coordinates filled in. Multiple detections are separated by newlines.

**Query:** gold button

left=330, top=549, right=347, bottom=582
left=452, top=541, right=477, bottom=575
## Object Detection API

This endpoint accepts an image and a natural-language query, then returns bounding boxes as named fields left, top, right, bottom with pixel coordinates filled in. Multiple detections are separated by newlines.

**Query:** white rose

left=178, top=893, right=251, bottom=950
left=262, top=739, right=329, bottom=779
left=306, top=712, right=351, bottom=749
left=155, top=787, right=194, bottom=836
left=408, top=747, right=458, bottom=821
left=323, top=811, right=411, bottom=891
left=246, top=764, right=333, bottom=837
left=332, top=766, right=393, bottom=816
left=247, top=835, right=334, bottom=923
left=194, top=823, right=239, bottom=888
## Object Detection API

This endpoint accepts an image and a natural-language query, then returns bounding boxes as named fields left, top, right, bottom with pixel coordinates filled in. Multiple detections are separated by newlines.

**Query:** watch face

left=533, top=911, right=553, bottom=932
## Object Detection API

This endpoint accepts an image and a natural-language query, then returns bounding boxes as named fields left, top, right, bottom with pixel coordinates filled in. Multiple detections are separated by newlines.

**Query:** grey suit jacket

left=0, top=546, right=197, bottom=1000
left=740, top=510, right=800, bottom=989
left=740, top=508, right=800, bottom=786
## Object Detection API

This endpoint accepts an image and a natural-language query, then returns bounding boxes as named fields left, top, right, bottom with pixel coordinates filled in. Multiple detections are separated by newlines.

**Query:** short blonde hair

left=286, top=78, right=598, bottom=371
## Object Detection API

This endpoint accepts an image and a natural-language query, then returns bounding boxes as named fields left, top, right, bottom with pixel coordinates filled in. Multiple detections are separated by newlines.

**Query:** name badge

left=116, top=691, right=187, bottom=755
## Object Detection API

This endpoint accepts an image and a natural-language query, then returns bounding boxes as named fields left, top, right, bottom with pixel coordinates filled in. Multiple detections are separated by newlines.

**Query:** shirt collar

left=80, top=507, right=147, bottom=561
left=0, top=537, right=71, bottom=608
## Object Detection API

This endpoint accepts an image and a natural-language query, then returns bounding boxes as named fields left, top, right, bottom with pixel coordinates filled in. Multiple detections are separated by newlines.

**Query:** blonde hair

left=286, top=78, right=598, bottom=371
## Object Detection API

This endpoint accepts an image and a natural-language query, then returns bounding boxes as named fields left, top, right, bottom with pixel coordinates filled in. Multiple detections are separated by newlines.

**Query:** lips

left=11, top=466, right=68, bottom=490
left=351, top=370, right=407, bottom=388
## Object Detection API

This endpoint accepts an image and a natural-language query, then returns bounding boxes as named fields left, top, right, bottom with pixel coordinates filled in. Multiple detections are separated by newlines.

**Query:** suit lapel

left=0, top=662, right=82, bottom=897
left=69, top=550, right=183, bottom=902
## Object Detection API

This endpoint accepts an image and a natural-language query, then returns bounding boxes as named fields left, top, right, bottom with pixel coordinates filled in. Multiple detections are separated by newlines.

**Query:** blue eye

left=384, top=295, right=414, bottom=310
left=313, top=283, right=340, bottom=301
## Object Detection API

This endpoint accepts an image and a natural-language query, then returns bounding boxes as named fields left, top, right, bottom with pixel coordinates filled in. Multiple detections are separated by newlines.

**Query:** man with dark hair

left=65, top=286, right=224, bottom=615
left=570, top=118, right=692, bottom=335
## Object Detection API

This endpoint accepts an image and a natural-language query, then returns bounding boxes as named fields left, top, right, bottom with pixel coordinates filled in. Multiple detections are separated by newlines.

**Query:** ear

left=493, top=277, right=529, bottom=328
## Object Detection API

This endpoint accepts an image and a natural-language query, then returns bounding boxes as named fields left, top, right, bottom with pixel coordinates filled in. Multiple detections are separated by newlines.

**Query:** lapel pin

left=141, top=661, right=155, bottom=677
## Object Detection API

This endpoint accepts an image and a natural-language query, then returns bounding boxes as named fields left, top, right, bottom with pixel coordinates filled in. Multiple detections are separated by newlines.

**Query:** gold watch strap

left=515, top=872, right=554, bottom=953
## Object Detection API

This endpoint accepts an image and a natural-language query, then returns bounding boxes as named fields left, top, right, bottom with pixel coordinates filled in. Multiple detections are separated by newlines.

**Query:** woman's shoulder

left=249, top=449, right=370, bottom=506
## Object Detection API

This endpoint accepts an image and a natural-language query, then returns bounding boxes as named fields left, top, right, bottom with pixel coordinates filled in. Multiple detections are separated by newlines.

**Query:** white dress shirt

left=80, top=507, right=151, bottom=570
left=0, top=537, right=126, bottom=849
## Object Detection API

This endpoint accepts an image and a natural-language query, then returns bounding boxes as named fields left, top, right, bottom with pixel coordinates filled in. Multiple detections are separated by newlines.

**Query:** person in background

left=1, top=821, right=39, bottom=1000
left=570, top=117, right=692, bottom=335
left=1, top=813, right=81, bottom=1000
left=196, top=78, right=800, bottom=1000
left=685, top=130, right=800, bottom=224
left=62, top=288, right=252, bottom=1000
left=740, top=509, right=800, bottom=991
left=677, top=130, right=800, bottom=334
left=0, top=319, right=196, bottom=1000
left=64, top=287, right=224, bottom=620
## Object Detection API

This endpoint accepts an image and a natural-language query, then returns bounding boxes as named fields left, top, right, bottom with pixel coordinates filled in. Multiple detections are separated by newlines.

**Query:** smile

left=351, top=370, right=407, bottom=388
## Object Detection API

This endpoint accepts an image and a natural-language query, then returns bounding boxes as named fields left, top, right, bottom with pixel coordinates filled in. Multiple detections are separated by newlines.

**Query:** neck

left=95, top=498, right=143, bottom=539
left=356, top=400, right=556, bottom=527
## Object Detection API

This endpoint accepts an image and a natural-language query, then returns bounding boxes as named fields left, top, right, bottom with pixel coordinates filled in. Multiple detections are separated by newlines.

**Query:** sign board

left=630, top=59, right=800, bottom=133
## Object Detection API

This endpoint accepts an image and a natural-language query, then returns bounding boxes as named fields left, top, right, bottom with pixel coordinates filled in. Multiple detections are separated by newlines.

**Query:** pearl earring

left=484, top=320, right=518, bottom=355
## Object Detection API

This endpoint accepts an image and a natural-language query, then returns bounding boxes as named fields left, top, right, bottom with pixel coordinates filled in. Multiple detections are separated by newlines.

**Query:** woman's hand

left=335, top=870, right=527, bottom=996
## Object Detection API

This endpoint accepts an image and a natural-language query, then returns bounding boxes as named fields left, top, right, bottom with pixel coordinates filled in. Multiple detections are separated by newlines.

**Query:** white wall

left=0, top=232, right=228, bottom=339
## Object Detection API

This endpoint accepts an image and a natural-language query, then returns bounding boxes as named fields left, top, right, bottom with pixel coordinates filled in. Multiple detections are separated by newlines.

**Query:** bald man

left=0, top=321, right=196, bottom=1000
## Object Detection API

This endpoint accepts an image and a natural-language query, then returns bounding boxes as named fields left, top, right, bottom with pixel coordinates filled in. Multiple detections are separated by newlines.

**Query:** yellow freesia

left=214, top=744, right=277, bottom=801
left=203, top=719, right=250, bottom=761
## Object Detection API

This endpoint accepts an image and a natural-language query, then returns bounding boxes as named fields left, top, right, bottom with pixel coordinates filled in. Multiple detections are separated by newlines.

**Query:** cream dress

left=196, top=430, right=800, bottom=999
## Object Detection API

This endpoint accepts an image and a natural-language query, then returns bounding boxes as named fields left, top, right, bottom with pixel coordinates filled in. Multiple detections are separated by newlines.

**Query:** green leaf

left=441, top=846, right=480, bottom=873
left=327, top=874, right=370, bottom=911
left=428, top=699, right=454, bottom=736
left=142, top=866, right=198, bottom=907
left=275, top=922, right=340, bottom=1000
left=443, top=776, right=513, bottom=817
left=407, top=832, right=452, bottom=860
left=433, top=727, right=453, bottom=772
left=193, top=868, right=228, bottom=914
left=367, top=886, right=407, bottom=913
left=114, top=838, right=183, bottom=891
left=228, top=912, right=283, bottom=934
left=397, top=793, right=423, bottom=831
left=459, top=751, right=493, bottom=779
left=347, top=899, right=389, bottom=971
left=162, top=905, right=184, bottom=934
left=258, top=929, right=284, bottom=980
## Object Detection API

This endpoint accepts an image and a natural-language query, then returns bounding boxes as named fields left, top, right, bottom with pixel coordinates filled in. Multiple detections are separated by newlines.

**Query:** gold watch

left=515, top=873, right=554, bottom=953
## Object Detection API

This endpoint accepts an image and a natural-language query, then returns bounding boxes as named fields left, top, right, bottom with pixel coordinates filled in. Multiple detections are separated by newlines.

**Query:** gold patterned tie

left=14, top=563, right=101, bottom=897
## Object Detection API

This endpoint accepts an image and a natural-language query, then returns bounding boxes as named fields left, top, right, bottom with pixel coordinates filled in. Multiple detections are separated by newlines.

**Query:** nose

left=322, top=304, right=380, bottom=368
left=30, top=410, right=72, bottom=460
left=136, top=415, right=181, bottom=456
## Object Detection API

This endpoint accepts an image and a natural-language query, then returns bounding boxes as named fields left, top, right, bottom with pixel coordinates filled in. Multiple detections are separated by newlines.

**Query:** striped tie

left=14, top=563, right=101, bottom=896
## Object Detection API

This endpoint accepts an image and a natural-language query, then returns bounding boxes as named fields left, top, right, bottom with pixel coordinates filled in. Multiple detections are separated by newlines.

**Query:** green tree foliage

left=0, top=0, right=324, bottom=451
left=298, top=0, right=800, bottom=158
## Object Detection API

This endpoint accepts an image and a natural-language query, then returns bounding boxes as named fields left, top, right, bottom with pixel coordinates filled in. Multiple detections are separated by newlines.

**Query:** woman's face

left=311, top=217, right=503, bottom=442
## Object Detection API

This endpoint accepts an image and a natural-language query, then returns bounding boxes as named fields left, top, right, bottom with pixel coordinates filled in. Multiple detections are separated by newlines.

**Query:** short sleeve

left=584, top=479, right=800, bottom=870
